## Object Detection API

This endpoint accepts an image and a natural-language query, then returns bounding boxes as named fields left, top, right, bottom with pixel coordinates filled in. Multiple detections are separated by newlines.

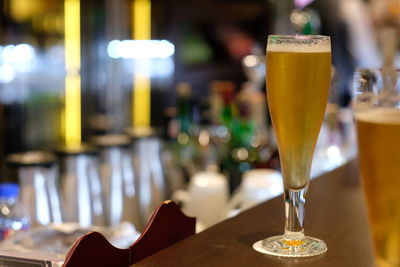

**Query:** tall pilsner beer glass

left=253, top=35, right=331, bottom=257
left=354, top=69, right=400, bottom=266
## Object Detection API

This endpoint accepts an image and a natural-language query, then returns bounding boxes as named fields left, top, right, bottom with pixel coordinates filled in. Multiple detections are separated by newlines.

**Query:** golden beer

left=267, top=50, right=331, bottom=189
left=356, top=108, right=400, bottom=266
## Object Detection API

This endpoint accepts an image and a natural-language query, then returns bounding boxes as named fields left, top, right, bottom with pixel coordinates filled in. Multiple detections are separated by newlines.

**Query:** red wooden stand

left=63, top=200, right=196, bottom=267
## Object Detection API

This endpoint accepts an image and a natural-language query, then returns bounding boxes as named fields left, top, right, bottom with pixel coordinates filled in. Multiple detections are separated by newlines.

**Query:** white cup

left=225, top=169, right=283, bottom=216
left=172, top=171, right=228, bottom=230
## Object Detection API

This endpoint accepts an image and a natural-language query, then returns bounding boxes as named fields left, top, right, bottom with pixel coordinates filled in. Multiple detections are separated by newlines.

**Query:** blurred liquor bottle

left=161, top=107, right=186, bottom=195
left=212, top=81, right=236, bottom=163
left=174, top=82, right=197, bottom=181
left=169, top=82, right=222, bottom=187
left=221, top=86, right=258, bottom=193
left=208, top=81, right=229, bottom=166
left=192, top=98, right=218, bottom=172
left=177, top=82, right=193, bottom=138
left=242, top=82, right=279, bottom=170
left=209, top=81, right=223, bottom=127
left=220, top=81, right=236, bottom=131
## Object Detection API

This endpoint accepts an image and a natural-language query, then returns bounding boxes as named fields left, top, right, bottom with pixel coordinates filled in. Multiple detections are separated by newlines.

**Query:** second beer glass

left=354, top=69, right=400, bottom=266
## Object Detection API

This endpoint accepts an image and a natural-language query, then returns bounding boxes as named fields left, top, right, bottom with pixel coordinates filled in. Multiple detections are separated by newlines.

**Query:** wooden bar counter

left=135, top=161, right=375, bottom=266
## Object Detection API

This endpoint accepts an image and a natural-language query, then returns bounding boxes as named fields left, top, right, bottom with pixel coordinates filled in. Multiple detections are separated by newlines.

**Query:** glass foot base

left=253, top=235, right=327, bottom=257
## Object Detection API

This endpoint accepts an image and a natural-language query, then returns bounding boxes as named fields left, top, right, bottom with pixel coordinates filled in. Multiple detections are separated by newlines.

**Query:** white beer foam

left=267, top=36, right=331, bottom=53
left=356, top=108, right=400, bottom=124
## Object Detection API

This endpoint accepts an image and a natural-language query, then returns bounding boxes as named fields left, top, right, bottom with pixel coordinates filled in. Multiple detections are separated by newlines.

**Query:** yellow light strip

left=132, top=0, right=151, bottom=128
left=133, top=0, right=151, bottom=40
left=133, top=67, right=151, bottom=127
left=64, top=74, right=81, bottom=146
left=64, top=0, right=81, bottom=147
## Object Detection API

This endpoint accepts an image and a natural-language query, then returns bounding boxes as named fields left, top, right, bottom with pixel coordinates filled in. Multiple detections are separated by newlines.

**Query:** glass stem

left=283, top=187, right=307, bottom=240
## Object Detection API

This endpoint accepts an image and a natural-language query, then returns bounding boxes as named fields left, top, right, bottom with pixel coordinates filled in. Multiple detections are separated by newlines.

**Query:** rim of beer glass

left=267, top=35, right=331, bottom=49
left=268, top=34, right=329, bottom=40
